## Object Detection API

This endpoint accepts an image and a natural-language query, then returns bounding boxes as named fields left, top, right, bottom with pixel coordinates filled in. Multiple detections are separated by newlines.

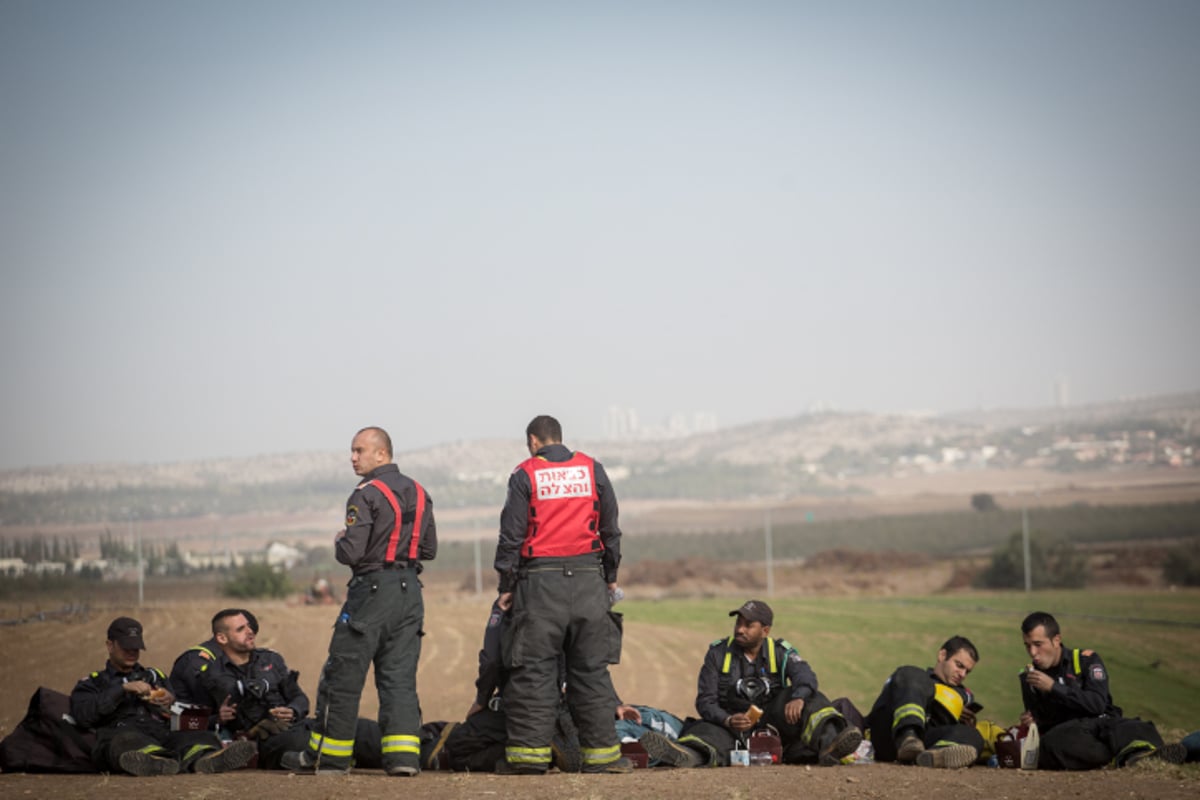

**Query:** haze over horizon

left=3, top=2, right=1198, bottom=471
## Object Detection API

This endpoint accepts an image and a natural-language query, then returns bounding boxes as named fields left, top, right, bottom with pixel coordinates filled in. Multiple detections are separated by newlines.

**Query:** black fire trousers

left=1039, top=716, right=1165, bottom=770
left=678, top=689, right=848, bottom=765
left=502, top=555, right=623, bottom=771
left=307, top=568, right=424, bottom=771
left=95, top=725, right=222, bottom=773
left=867, top=666, right=982, bottom=762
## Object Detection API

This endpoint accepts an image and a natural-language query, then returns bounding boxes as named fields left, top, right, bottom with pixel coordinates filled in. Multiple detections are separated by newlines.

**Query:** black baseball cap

left=106, top=616, right=147, bottom=650
left=729, top=600, right=773, bottom=627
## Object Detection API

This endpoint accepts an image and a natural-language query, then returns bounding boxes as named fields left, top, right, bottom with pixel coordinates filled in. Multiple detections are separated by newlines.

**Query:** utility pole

left=764, top=508, right=774, bottom=597
left=1022, top=506, right=1031, bottom=593
left=131, top=510, right=144, bottom=608
left=473, top=518, right=483, bottom=596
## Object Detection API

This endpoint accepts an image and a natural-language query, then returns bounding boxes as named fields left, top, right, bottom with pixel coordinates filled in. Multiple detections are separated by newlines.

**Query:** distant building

left=1054, top=376, right=1070, bottom=408
left=692, top=411, right=719, bottom=434
left=605, top=406, right=640, bottom=439
left=265, top=541, right=303, bottom=570
left=607, top=406, right=720, bottom=440
left=181, top=550, right=243, bottom=570
left=72, top=557, right=109, bottom=573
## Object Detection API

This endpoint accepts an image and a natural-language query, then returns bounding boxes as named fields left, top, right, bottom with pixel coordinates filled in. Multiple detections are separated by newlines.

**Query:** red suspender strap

left=367, top=479, right=426, bottom=564
left=407, top=480, right=426, bottom=562
left=367, top=480, right=403, bottom=563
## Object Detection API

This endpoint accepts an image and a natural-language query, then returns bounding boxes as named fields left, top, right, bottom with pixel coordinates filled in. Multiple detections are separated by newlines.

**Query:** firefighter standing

left=493, top=414, right=628, bottom=774
left=283, top=426, right=437, bottom=775
left=866, top=635, right=985, bottom=768
left=422, top=598, right=580, bottom=772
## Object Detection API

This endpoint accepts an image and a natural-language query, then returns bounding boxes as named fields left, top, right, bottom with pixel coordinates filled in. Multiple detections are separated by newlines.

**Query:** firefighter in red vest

left=283, top=426, right=437, bottom=775
left=493, top=415, right=629, bottom=774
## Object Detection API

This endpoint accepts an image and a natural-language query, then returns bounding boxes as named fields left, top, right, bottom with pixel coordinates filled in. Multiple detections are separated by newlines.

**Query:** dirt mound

left=622, top=557, right=762, bottom=589
left=802, top=548, right=931, bottom=571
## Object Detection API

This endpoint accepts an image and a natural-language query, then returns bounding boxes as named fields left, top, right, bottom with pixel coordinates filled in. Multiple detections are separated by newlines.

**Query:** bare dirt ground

left=2, top=587, right=1197, bottom=799
left=0, top=753, right=1196, bottom=800
left=0, top=588, right=714, bottom=735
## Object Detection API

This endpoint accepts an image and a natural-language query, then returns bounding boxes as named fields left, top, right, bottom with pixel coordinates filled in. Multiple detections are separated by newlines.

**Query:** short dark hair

left=356, top=426, right=393, bottom=458
left=211, top=608, right=259, bottom=635
left=526, top=415, right=562, bottom=444
left=940, top=635, right=979, bottom=663
left=1021, top=611, right=1060, bottom=638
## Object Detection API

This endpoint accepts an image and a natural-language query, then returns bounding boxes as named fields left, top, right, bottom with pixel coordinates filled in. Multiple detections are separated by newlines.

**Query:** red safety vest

left=519, top=451, right=602, bottom=558
left=365, top=478, right=427, bottom=564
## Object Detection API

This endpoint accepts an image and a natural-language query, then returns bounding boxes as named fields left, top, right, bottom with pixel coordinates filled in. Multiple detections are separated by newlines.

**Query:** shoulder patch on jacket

left=346, top=504, right=359, bottom=526
left=188, top=644, right=215, bottom=659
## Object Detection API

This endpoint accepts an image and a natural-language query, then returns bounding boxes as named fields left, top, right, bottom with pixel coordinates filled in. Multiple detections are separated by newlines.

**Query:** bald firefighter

left=283, top=426, right=437, bottom=775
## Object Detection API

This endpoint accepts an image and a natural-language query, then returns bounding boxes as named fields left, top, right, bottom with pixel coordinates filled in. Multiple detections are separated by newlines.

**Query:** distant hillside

left=943, top=391, right=1200, bottom=431
left=2, top=393, right=1197, bottom=526
left=0, top=411, right=980, bottom=493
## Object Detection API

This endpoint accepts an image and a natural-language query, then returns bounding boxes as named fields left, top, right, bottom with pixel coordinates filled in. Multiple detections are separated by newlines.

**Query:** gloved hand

left=246, top=718, right=291, bottom=741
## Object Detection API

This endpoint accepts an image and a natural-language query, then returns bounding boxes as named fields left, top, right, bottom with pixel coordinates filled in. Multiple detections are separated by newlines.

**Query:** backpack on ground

left=0, top=687, right=97, bottom=773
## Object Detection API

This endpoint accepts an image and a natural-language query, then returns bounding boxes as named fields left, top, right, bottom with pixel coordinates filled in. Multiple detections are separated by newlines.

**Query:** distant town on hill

left=1, top=392, right=1197, bottom=527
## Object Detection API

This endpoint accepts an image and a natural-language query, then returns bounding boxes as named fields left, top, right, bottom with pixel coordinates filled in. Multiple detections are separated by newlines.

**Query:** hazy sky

left=2, top=1, right=1198, bottom=469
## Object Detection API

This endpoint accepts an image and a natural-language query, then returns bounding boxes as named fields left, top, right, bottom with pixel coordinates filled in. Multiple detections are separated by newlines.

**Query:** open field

left=3, top=585, right=1199, bottom=733
left=2, top=584, right=1198, bottom=798
left=630, top=592, right=1200, bottom=730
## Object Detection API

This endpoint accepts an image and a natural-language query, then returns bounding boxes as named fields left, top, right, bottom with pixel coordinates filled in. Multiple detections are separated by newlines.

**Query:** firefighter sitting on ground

left=640, top=600, right=862, bottom=767
left=866, top=635, right=985, bottom=769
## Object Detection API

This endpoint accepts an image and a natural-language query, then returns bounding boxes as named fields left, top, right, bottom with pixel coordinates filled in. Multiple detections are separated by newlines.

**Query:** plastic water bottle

left=850, top=739, right=874, bottom=764
left=750, top=751, right=773, bottom=766
left=1020, top=722, right=1040, bottom=770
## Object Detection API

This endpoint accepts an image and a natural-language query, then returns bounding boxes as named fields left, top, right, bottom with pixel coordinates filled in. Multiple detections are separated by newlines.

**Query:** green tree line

left=0, top=534, right=81, bottom=562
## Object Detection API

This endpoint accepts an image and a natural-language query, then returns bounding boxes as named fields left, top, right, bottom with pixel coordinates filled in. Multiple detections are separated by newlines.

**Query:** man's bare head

left=351, top=427, right=393, bottom=476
